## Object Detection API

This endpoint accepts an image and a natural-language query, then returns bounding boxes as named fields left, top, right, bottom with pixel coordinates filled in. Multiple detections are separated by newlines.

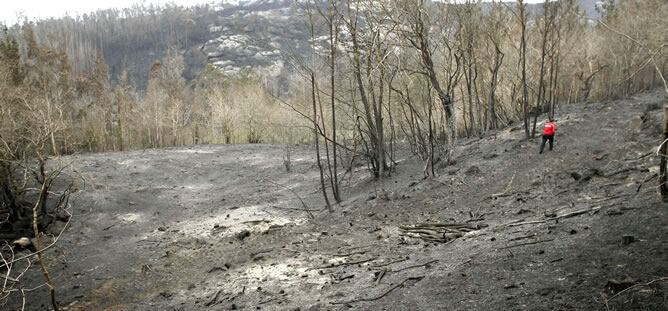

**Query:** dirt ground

left=10, top=89, right=668, bottom=310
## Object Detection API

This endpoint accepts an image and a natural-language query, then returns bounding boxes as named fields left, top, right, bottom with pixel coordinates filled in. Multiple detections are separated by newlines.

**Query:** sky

left=1, top=0, right=548, bottom=26
left=0, top=0, right=214, bottom=25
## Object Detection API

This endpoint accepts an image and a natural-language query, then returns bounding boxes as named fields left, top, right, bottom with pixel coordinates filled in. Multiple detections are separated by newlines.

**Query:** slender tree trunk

left=659, top=81, right=668, bottom=200
left=465, top=61, right=474, bottom=136
left=414, top=4, right=455, bottom=161
left=308, top=9, right=332, bottom=211
left=488, top=45, right=504, bottom=131
left=532, top=3, right=552, bottom=138
left=329, top=5, right=341, bottom=202
left=117, top=100, right=124, bottom=151
left=518, top=0, right=530, bottom=140
left=347, top=3, right=383, bottom=178
left=312, top=72, right=332, bottom=211
left=428, top=83, right=435, bottom=177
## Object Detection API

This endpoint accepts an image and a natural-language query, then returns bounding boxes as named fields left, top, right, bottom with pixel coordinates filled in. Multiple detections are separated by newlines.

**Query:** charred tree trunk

left=329, top=4, right=341, bottom=202
left=346, top=2, right=385, bottom=178
left=531, top=1, right=554, bottom=138
left=487, top=44, right=504, bottom=131
left=308, top=9, right=332, bottom=211
left=659, top=87, right=668, bottom=200
left=410, top=2, right=456, bottom=162
left=518, top=0, right=530, bottom=140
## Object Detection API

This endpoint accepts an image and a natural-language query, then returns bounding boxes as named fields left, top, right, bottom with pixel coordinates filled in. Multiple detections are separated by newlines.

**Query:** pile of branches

left=399, top=223, right=487, bottom=243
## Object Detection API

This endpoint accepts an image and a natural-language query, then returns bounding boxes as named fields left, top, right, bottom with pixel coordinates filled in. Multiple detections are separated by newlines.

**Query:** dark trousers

left=540, top=134, right=554, bottom=154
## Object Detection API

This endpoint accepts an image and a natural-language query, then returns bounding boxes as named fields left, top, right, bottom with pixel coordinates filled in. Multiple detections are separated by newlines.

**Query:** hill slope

left=20, top=0, right=604, bottom=89
left=11, top=89, right=667, bottom=310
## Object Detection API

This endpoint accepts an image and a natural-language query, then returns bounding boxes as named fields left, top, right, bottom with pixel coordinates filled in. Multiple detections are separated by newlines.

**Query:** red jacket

left=543, top=122, right=556, bottom=136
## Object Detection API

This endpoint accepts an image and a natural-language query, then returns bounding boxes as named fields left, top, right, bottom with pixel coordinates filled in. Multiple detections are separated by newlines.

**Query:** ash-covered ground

left=12, top=90, right=667, bottom=310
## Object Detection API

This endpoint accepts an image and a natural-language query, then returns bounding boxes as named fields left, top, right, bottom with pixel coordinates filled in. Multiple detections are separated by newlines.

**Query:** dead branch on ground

left=308, top=256, right=378, bottom=271
left=330, top=276, right=425, bottom=305
left=636, top=173, right=658, bottom=192
left=606, top=167, right=648, bottom=178
left=603, top=277, right=668, bottom=311
left=500, top=239, right=555, bottom=250
left=369, top=257, right=409, bottom=268
left=325, top=250, right=369, bottom=257
left=390, top=259, right=439, bottom=273
left=504, top=206, right=601, bottom=228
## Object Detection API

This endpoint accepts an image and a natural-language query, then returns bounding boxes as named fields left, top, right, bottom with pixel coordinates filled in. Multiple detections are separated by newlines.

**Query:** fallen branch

left=509, top=234, right=537, bottom=241
left=325, top=250, right=368, bottom=257
left=330, top=276, right=425, bottom=305
left=391, top=260, right=439, bottom=273
left=636, top=173, right=658, bottom=193
left=589, top=193, right=631, bottom=203
left=259, top=297, right=278, bottom=305
left=500, top=239, right=555, bottom=250
left=466, top=216, right=486, bottom=223
left=604, top=277, right=668, bottom=310
left=205, top=290, right=224, bottom=307
left=250, top=249, right=273, bottom=258
left=621, top=151, right=653, bottom=162
left=308, top=256, right=378, bottom=271
left=553, top=206, right=602, bottom=218
left=506, top=206, right=601, bottom=227
left=606, top=167, right=647, bottom=178
left=369, top=257, right=409, bottom=268
left=596, top=182, right=628, bottom=188
left=375, top=269, right=387, bottom=284
left=400, top=223, right=487, bottom=230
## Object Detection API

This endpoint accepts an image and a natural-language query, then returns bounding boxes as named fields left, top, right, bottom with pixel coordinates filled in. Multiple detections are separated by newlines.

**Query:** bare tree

left=517, top=0, right=531, bottom=140
left=341, top=0, right=389, bottom=178
left=306, top=4, right=333, bottom=210
left=400, top=0, right=457, bottom=165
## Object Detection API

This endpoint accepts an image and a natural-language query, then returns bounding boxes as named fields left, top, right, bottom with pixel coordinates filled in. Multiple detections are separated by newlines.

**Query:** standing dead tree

left=530, top=0, right=557, bottom=138
left=341, top=0, right=392, bottom=178
left=517, top=0, right=531, bottom=140
left=484, top=3, right=506, bottom=132
left=396, top=0, right=457, bottom=167
left=326, top=1, right=342, bottom=202
left=455, top=1, right=482, bottom=137
left=305, top=4, right=333, bottom=211
left=315, top=0, right=343, bottom=203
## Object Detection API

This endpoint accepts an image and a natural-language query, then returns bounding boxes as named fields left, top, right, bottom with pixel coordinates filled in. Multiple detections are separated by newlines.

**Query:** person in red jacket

left=539, top=119, right=556, bottom=154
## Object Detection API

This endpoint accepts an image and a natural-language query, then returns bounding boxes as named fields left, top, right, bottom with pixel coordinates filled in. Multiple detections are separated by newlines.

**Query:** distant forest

left=5, top=4, right=216, bottom=88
